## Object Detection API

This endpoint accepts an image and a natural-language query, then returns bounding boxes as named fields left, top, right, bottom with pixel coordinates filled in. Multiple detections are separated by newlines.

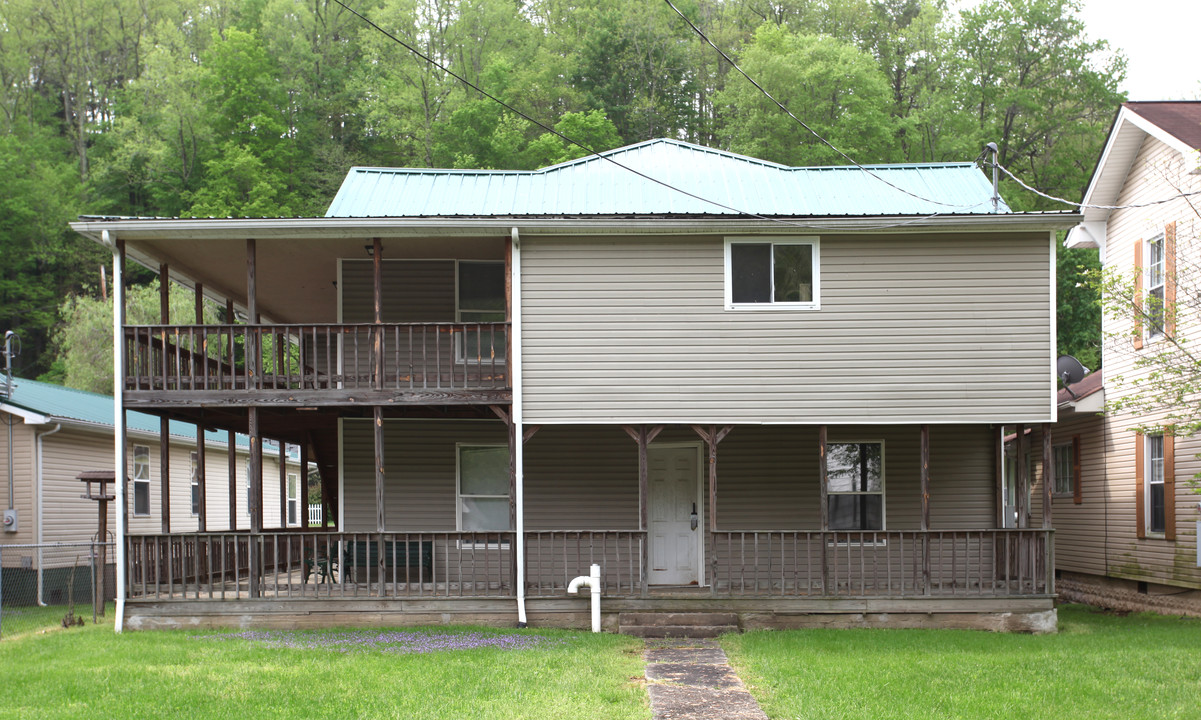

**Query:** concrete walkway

left=643, top=639, right=769, bottom=720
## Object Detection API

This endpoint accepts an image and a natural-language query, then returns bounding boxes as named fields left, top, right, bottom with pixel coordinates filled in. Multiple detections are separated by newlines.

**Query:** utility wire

left=994, top=161, right=1201, bottom=211
left=662, top=0, right=986, bottom=210
left=333, top=0, right=985, bottom=230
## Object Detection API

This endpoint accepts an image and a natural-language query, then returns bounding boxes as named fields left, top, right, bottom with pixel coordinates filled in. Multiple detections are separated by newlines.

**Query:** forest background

left=1, top=0, right=1128, bottom=389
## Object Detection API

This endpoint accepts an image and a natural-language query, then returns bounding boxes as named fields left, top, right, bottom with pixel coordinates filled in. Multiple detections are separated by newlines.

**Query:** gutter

left=104, top=229, right=127, bottom=633
left=512, top=227, right=527, bottom=627
left=34, top=423, right=62, bottom=605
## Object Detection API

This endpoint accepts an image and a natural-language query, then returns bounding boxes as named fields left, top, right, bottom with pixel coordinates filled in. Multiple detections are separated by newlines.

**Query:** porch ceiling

left=123, top=234, right=506, bottom=324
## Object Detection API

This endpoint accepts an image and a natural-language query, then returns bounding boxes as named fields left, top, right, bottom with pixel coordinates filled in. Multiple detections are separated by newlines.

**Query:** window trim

left=132, top=445, right=151, bottom=517
left=190, top=452, right=201, bottom=517
left=1146, top=233, right=1166, bottom=341
left=1051, top=443, right=1075, bottom=498
left=724, top=236, right=821, bottom=311
left=456, top=443, right=511, bottom=549
left=286, top=472, right=300, bottom=527
left=1145, top=433, right=1166, bottom=536
left=826, top=439, right=885, bottom=533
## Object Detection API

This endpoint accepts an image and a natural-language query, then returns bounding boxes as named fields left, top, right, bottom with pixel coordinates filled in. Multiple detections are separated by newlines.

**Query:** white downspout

left=34, top=423, right=62, bottom=605
left=105, top=229, right=127, bottom=633
left=567, top=563, right=602, bottom=632
left=512, top=227, right=527, bottom=627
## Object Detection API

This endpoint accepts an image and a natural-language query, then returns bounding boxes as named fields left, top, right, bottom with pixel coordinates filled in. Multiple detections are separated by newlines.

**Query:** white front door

left=648, top=445, right=701, bottom=585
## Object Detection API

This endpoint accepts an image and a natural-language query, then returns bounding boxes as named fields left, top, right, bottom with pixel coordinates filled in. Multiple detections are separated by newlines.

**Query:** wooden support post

left=248, top=406, right=261, bottom=598
left=373, top=237, right=383, bottom=390
left=160, top=417, right=171, bottom=534
left=623, top=425, right=663, bottom=597
left=196, top=417, right=206, bottom=532
left=1015, top=424, right=1028, bottom=529
left=279, top=439, right=288, bottom=529
left=920, top=424, right=930, bottom=595
left=995, top=425, right=1005, bottom=528
left=691, top=425, right=731, bottom=594
left=300, top=443, right=309, bottom=529
left=228, top=429, right=237, bottom=530
left=373, top=406, right=386, bottom=597
left=818, top=425, right=828, bottom=593
left=1042, top=423, right=1053, bottom=530
left=246, top=240, right=257, bottom=391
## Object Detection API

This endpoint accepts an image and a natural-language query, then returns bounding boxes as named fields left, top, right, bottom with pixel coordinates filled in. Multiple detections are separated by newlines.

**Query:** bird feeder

left=78, top=470, right=117, bottom=620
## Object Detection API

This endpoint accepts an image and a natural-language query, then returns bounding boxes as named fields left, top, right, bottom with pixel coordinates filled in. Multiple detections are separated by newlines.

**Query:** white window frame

left=1146, top=434, right=1165, bottom=535
left=456, top=443, right=511, bottom=549
left=245, top=459, right=253, bottom=520
left=287, top=472, right=300, bottom=527
left=455, top=260, right=507, bottom=364
left=133, top=445, right=151, bottom=517
left=1146, top=234, right=1166, bottom=341
left=826, top=440, right=885, bottom=535
left=1052, top=443, right=1074, bottom=497
left=724, top=236, right=821, bottom=311
left=190, top=452, right=201, bottom=517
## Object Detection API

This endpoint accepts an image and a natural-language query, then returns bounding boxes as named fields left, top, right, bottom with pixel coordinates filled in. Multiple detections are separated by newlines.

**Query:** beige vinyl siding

left=340, top=259, right=456, bottom=323
left=0, top=416, right=36, bottom=548
left=520, top=233, right=1053, bottom=424
left=1088, top=134, right=1201, bottom=589
left=1044, top=413, right=1108, bottom=577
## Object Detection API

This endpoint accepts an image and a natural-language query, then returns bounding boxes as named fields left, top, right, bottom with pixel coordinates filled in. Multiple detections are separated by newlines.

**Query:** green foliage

left=1058, top=241, right=1102, bottom=372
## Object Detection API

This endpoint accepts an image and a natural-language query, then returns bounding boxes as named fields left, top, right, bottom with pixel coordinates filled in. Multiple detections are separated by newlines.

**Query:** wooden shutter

left=1133, top=239, right=1144, bottom=350
left=1165, top=431, right=1176, bottom=541
left=1072, top=435, right=1083, bottom=504
left=1165, top=221, right=1177, bottom=339
left=1135, top=432, right=1145, bottom=539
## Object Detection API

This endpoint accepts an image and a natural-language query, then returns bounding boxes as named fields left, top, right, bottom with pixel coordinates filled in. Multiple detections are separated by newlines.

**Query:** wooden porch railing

left=123, top=322, right=509, bottom=394
left=711, top=529, right=1053, bottom=597
left=126, top=531, right=515, bottom=600
left=524, top=531, right=646, bottom=597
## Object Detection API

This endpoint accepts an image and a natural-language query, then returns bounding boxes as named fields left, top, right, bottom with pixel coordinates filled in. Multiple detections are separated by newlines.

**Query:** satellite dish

left=1056, top=355, right=1088, bottom=389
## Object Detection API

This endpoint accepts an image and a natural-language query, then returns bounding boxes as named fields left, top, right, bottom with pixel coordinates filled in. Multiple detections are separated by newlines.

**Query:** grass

left=722, top=604, right=1201, bottom=720
left=0, top=619, right=649, bottom=720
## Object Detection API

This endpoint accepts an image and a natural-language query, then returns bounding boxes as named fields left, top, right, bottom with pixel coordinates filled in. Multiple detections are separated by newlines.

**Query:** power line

left=333, top=0, right=985, bottom=231
left=994, top=162, right=1201, bottom=211
left=661, top=0, right=986, bottom=211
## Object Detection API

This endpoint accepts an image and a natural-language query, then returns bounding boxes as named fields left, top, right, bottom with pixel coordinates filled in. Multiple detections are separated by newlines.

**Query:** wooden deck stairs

left=618, top=612, right=741, bottom=638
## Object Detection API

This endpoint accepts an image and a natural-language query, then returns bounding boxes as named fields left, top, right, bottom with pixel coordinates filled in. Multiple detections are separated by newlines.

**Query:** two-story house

left=70, top=139, right=1078, bottom=633
left=1055, top=102, right=1201, bottom=615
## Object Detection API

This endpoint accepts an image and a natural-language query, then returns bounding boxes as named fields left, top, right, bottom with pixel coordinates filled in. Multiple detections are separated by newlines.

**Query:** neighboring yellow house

left=1058, top=101, right=1201, bottom=614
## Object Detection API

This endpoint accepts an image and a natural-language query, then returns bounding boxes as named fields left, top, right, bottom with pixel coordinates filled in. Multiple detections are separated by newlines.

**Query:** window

left=1147, top=434, right=1165, bottom=534
left=457, top=261, right=506, bottom=363
left=1052, top=444, right=1074, bottom=496
left=190, top=452, right=201, bottom=516
left=245, top=459, right=253, bottom=518
left=287, top=473, right=299, bottom=526
left=827, top=442, right=883, bottom=531
left=133, top=446, right=151, bottom=516
left=1146, top=234, right=1166, bottom=338
left=725, top=238, right=819, bottom=310
left=457, top=445, right=510, bottom=532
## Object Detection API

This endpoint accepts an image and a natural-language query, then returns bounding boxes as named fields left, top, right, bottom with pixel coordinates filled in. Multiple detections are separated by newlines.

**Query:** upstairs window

left=725, top=238, right=819, bottom=310
left=1146, top=234, right=1165, bottom=339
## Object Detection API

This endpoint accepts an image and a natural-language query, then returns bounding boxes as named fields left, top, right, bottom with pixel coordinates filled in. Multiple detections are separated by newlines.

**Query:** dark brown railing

left=524, top=531, right=646, bottom=597
left=123, top=322, right=509, bottom=394
left=126, top=532, right=514, bottom=600
left=711, top=529, right=1053, bottom=597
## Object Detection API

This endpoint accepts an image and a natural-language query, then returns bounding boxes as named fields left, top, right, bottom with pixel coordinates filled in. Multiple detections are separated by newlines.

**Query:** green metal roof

left=1, top=377, right=265, bottom=452
left=327, top=138, right=1010, bottom=218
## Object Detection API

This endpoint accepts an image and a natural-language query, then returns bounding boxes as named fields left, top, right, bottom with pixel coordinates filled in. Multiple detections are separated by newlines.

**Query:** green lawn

left=722, top=604, right=1201, bottom=720
left=0, top=620, right=649, bottom=720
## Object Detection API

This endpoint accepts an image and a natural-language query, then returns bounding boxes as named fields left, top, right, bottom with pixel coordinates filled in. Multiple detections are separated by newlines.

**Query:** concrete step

left=618, top=612, right=740, bottom=638
left=620, top=623, right=738, bottom=638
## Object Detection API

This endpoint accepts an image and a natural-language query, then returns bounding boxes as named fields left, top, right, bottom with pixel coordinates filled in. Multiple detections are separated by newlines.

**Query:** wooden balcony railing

left=711, top=529, right=1053, bottom=597
left=524, top=531, right=646, bottom=597
left=122, top=322, right=509, bottom=400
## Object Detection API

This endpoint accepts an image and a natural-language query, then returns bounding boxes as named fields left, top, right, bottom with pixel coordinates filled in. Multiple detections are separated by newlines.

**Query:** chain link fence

left=0, top=542, right=114, bottom=639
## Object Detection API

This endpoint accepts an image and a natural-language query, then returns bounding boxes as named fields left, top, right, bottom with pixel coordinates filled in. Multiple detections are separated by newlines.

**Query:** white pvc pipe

left=511, top=227, right=527, bottom=627
left=106, top=230, right=126, bottom=633
left=567, top=563, right=601, bottom=633
left=34, top=423, right=62, bottom=605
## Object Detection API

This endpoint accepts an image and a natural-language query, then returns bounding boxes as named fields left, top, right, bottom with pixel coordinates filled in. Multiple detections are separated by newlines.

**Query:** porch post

left=1041, top=423, right=1053, bottom=529
left=818, top=425, right=828, bottom=594
left=373, top=237, right=383, bottom=389
left=920, top=424, right=930, bottom=595
left=279, top=439, right=288, bottom=528
left=373, top=406, right=386, bottom=597
left=195, top=416, right=206, bottom=532
left=159, top=264, right=171, bottom=534
left=246, top=240, right=258, bottom=393
left=228, top=429, right=237, bottom=530
left=623, top=425, right=663, bottom=597
left=300, top=443, right=309, bottom=529
left=995, top=425, right=1004, bottom=528
left=248, top=407, right=262, bottom=598
left=1015, top=424, right=1028, bottom=529
left=692, top=425, right=731, bottom=594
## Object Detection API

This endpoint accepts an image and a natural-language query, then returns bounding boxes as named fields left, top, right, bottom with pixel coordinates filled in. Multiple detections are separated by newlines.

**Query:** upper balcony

left=123, top=321, right=510, bottom=407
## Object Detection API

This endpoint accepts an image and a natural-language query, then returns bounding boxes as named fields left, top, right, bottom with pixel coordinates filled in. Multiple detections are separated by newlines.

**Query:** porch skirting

left=122, top=595, right=1057, bottom=634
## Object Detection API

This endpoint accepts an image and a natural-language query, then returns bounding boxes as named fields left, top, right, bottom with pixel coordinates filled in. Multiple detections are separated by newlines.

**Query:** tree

left=716, top=24, right=895, bottom=166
